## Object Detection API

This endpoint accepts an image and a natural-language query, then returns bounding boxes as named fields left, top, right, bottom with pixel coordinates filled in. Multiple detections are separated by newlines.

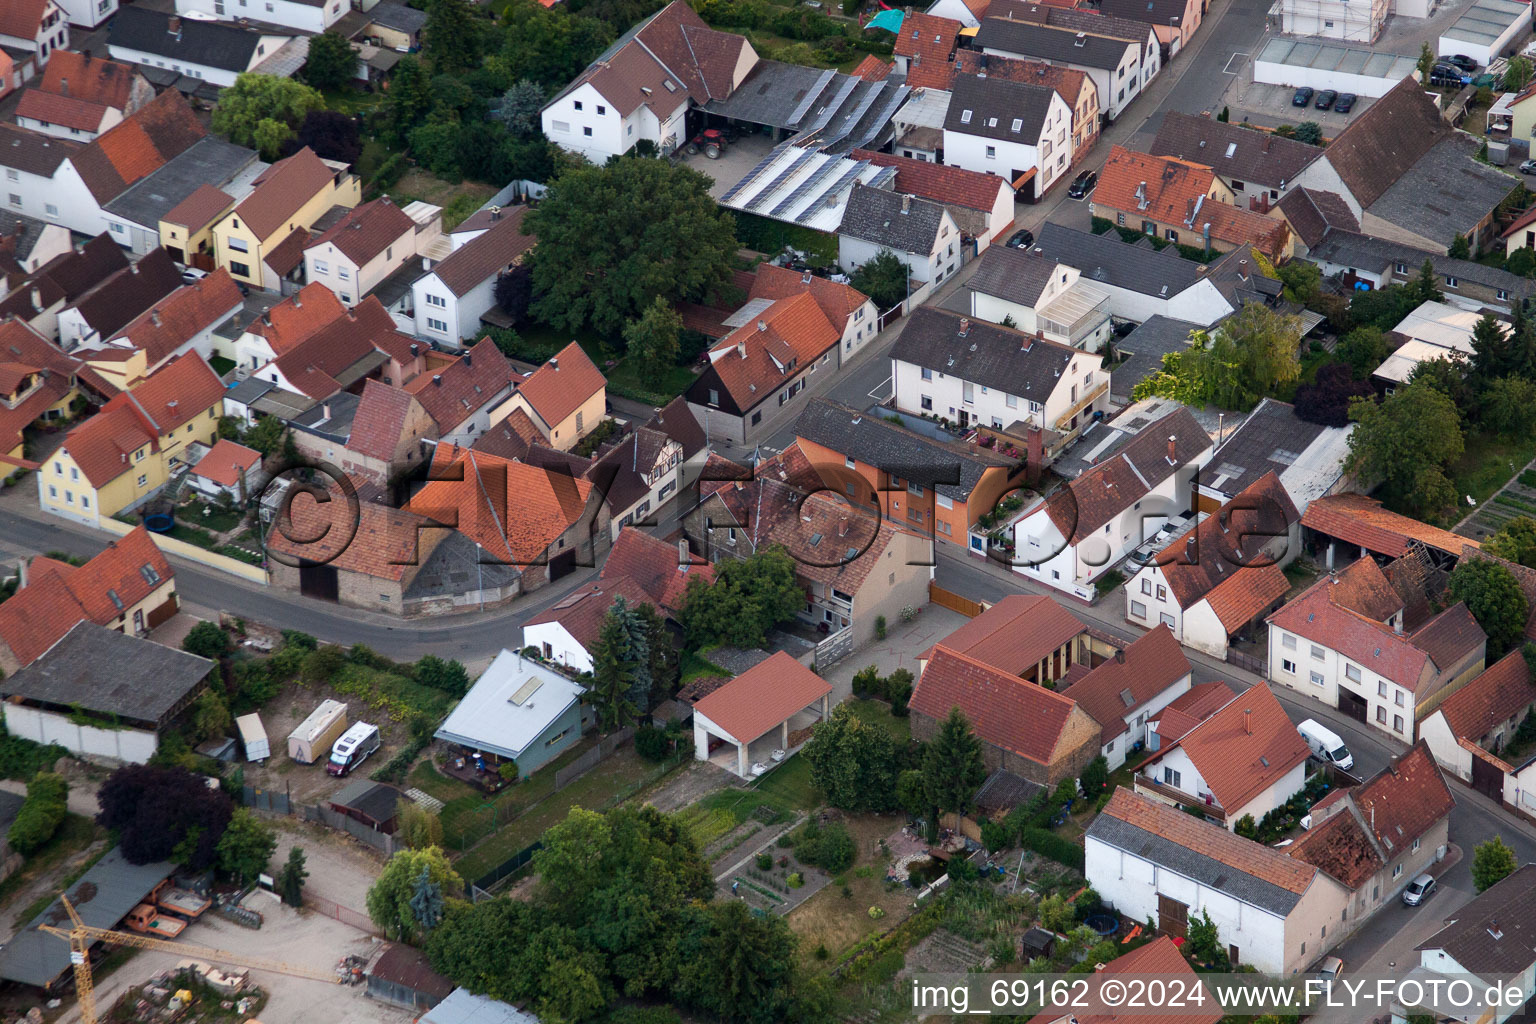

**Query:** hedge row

left=1018, top=827, right=1085, bottom=872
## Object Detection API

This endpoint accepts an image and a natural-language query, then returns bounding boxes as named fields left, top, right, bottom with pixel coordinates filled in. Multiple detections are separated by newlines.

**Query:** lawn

left=846, top=699, right=910, bottom=743
left=209, top=355, right=236, bottom=377
left=1450, top=429, right=1536, bottom=520
left=393, top=171, right=497, bottom=216
left=688, top=753, right=822, bottom=830
left=182, top=498, right=243, bottom=533
left=786, top=813, right=915, bottom=960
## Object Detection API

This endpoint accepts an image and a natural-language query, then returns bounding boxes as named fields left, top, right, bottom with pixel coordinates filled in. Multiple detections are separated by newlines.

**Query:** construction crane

left=38, top=894, right=342, bottom=1024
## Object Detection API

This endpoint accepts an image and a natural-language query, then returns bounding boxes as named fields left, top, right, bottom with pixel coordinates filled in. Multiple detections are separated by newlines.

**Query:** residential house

left=37, top=352, right=225, bottom=526
left=964, top=244, right=1113, bottom=351
left=941, top=71, right=1074, bottom=201
left=0, top=621, right=210, bottom=763
left=257, top=296, right=426, bottom=401
left=926, top=590, right=1111, bottom=676
left=0, top=318, right=85, bottom=468
left=434, top=649, right=590, bottom=777
left=837, top=184, right=962, bottom=299
left=55, top=247, right=187, bottom=351
left=302, top=198, right=420, bottom=308
left=953, top=51, right=1101, bottom=167
left=1026, top=223, right=1240, bottom=325
left=1194, top=397, right=1355, bottom=514
left=100, top=137, right=261, bottom=259
left=329, top=378, right=436, bottom=486
left=185, top=438, right=261, bottom=504
left=650, top=396, right=708, bottom=487
left=1061, top=625, right=1192, bottom=770
left=975, top=11, right=1156, bottom=122
left=1273, top=188, right=1363, bottom=259
left=491, top=341, right=605, bottom=451
left=1026, top=937, right=1222, bottom=1024
left=1301, top=493, right=1483, bottom=569
left=893, top=11, right=961, bottom=88
left=889, top=306, right=1111, bottom=444
left=0, top=123, right=81, bottom=232
left=1134, top=681, right=1309, bottom=828
left=93, top=269, right=245, bottom=376
left=926, top=0, right=995, bottom=29
left=0, top=0, right=67, bottom=66
left=522, top=525, right=713, bottom=673
left=585, top=426, right=685, bottom=538
left=1087, top=788, right=1353, bottom=973
left=1010, top=406, right=1212, bottom=600
left=1267, top=556, right=1487, bottom=741
left=1291, top=75, right=1521, bottom=252
left=851, top=149, right=1016, bottom=250
left=159, top=184, right=238, bottom=271
left=909, top=643, right=1104, bottom=786
left=540, top=0, right=758, bottom=163
left=0, top=525, right=174, bottom=675
left=229, top=280, right=346, bottom=375
left=175, top=0, right=351, bottom=33
left=1271, top=0, right=1389, bottom=41
left=684, top=293, right=839, bottom=446
left=1149, top=113, right=1320, bottom=212
left=1091, top=145, right=1293, bottom=259
left=401, top=338, right=515, bottom=448
left=793, top=396, right=1026, bottom=549
left=1408, top=864, right=1536, bottom=1024
left=410, top=207, right=535, bottom=348
left=361, top=1, right=427, bottom=50
left=1125, top=472, right=1300, bottom=659
left=0, top=213, right=71, bottom=283
left=1146, top=680, right=1238, bottom=750
left=1098, top=0, right=1202, bottom=53
left=745, top=262, right=879, bottom=359
left=107, top=9, right=295, bottom=89
left=211, top=147, right=361, bottom=293
left=15, top=52, right=150, bottom=140
left=1418, top=648, right=1536, bottom=813
left=0, top=232, right=128, bottom=341
left=1371, top=299, right=1494, bottom=390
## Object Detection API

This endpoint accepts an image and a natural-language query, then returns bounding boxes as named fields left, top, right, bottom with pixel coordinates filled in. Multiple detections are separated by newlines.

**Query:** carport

left=690, top=651, right=833, bottom=778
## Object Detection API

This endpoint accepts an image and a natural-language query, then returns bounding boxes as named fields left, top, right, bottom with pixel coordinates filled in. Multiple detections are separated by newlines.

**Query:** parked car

left=1442, top=53, right=1478, bottom=71
left=1292, top=86, right=1314, bottom=107
left=1006, top=228, right=1035, bottom=248
left=1315, top=89, right=1337, bottom=110
left=1430, top=67, right=1465, bottom=87
left=1067, top=170, right=1097, bottom=198
left=180, top=267, right=208, bottom=285
left=1520, top=159, right=1536, bottom=175
left=1402, top=874, right=1438, bottom=906
left=1333, top=93, right=1357, bottom=113
left=1318, top=957, right=1344, bottom=981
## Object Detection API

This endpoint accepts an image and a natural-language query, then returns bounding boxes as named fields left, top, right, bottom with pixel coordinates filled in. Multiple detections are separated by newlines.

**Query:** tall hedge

left=9, top=772, right=68, bottom=855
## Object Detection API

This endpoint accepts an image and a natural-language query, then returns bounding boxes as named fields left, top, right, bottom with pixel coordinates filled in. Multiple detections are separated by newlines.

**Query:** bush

left=634, top=724, right=672, bottom=762
left=852, top=664, right=881, bottom=699
left=795, top=821, right=856, bottom=873
left=1018, top=827, right=1084, bottom=871
left=183, top=622, right=233, bottom=661
left=875, top=615, right=887, bottom=640
left=980, top=819, right=1010, bottom=852
left=756, top=852, right=773, bottom=871
left=8, top=772, right=67, bottom=854
left=884, top=668, right=913, bottom=717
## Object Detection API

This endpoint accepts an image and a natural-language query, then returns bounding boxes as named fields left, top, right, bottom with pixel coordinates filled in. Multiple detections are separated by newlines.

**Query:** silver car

left=1402, top=873, right=1437, bottom=906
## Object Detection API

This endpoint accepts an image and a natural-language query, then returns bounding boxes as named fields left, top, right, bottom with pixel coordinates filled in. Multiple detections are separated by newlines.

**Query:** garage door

left=1158, top=894, right=1189, bottom=939
left=299, top=564, right=340, bottom=602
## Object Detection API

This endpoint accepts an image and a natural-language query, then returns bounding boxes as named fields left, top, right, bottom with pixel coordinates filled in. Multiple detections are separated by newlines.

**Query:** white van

left=327, top=722, right=381, bottom=777
left=1298, top=719, right=1353, bottom=771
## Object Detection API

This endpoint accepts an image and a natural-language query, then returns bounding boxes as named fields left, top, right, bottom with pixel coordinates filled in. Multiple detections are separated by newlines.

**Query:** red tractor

left=684, top=129, right=727, bottom=158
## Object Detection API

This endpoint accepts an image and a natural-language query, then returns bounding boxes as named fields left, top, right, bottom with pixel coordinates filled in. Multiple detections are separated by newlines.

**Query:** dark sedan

left=1334, top=93, right=1357, bottom=113
left=1006, top=229, right=1034, bottom=249
left=1292, top=86, right=1314, bottom=107
left=1067, top=170, right=1097, bottom=198
left=1315, top=89, right=1337, bottom=110
left=1442, top=53, right=1478, bottom=71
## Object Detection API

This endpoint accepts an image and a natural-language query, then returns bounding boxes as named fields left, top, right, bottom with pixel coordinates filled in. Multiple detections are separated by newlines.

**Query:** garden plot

left=1457, top=468, right=1536, bottom=542
left=730, top=850, right=832, bottom=915
left=899, top=929, right=989, bottom=977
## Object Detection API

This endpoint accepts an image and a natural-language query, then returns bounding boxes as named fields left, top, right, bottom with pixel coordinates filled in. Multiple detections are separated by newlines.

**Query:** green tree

left=243, top=416, right=286, bottom=457
left=1508, top=247, right=1536, bottom=278
left=383, top=57, right=434, bottom=147
left=633, top=601, right=677, bottom=702
left=189, top=689, right=232, bottom=744
left=1418, top=41, right=1435, bottom=86
left=527, top=158, right=740, bottom=337
left=588, top=595, right=651, bottom=730
left=497, top=0, right=613, bottom=92
left=1485, top=517, right=1536, bottom=568
left=1449, top=558, right=1530, bottom=657
left=496, top=79, right=547, bottom=138
left=183, top=621, right=233, bottom=660
left=623, top=295, right=683, bottom=386
left=210, top=74, right=324, bottom=150
left=216, top=807, right=277, bottom=884
left=1473, top=835, right=1518, bottom=892
left=1412, top=258, right=1445, bottom=304
left=277, top=846, right=307, bottom=907
left=1471, top=313, right=1516, bottom=385
left=850, top=248, right=910, bottom=310
left=422, top=0, right=483, bottom=73
left=678, top=546, right=804, bottom=648
left=1276, top=259, right=1321, bottom=304
left=1337, top=325, right=1393, bottom=378
left=303, top=31, right=357, bottom=92
left=1345, top=380, right=1463, bottom=518
left=1481, top=375, right=1536, bottom=437
left=409, top=864, right=446, bottom=933
left=674, top=900, right=798, bottom=1024
left=802, top=704, right=898, bottom=812
left=414, top=655, right=470, bottom=697
left=397, top=801, right=445, bottom=849
left=895, top=768, right=927, bottom=818
left=367, top=846, right=463, bottom=941
left=1449, top=233, right=1472, bottom=259
left=922, top=708, right=986, bottom=818
left=1507, top=54, right=1535, bottom=91
left=1186, top=909, right=1229, bottom=969
left=1079, top=755, right=1109, bottom=800
left=9, top=773, right=68, bottom=855
left=1293, top=121, right=1323, bottom=145
left=1132, top=303, right=1303, bottom=409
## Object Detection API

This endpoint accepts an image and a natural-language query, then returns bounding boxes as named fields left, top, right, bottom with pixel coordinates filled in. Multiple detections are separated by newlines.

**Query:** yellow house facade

left=159, top=183, right=238, bottom=271
left=487, top=341, right=608, bottom=452
left=0, top=367, right=76, bottom=469
left=211, top=147, right=361, bottom=293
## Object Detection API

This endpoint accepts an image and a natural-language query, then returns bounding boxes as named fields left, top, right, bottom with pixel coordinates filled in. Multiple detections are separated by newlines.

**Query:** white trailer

left=288, top=699, right=349, bottom=764
left=237, top=713, right=271, bottom=762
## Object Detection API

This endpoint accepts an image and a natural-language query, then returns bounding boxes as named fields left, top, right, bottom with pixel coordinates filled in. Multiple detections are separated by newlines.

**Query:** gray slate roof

left=794, top=397, right=1016, bottom=500
left=838, top=183, right=948, bottom=254
left=891, top=306, right=1076, bottom=398
left=102, top=137, right=257, bottom=229
left=967, top=244, right=1060, bottom=307
left=368, top=0, right=427, bottom=34
left=944, top=72, right=1056, bottom=143
left=1110, top=315, right=1199, bottom=400
left=1087, top=811, right=1308, bottom=916
left=0, top=621, right=211, bottom=727
left=0, top=847, right=174, bottom=987
left=1366, top=135, right=1520, bottom=248
left=974, top=18, right=1132, bottom=71
left=1149, top=112, right=1321, bottom=190
left=1308, top=231, right=1536, bottom=299
left=1202, top=397, right=1329, bottom=497
left=109, top=7, right=272, bottom=72
left=331, top=779, right=411, bottom=823
left=1030, top=222, right=1209, bottom=298
left=1415, top=863, right=1536, bottom=976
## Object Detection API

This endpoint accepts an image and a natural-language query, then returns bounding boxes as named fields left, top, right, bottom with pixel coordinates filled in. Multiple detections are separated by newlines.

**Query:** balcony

left=1037, top=283, right=1113, bottom=349
left=1053, top=381, right=1109, bottom=432
left=1134, top=773, right=1228, bottom=825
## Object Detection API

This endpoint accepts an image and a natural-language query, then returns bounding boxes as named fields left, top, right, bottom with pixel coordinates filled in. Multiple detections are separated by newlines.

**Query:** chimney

left=901, top=195, right=912, bottom=214
left=463, top=351, right=472, bottom=367
left=1243, top=709, right=1252, bottom=735
left=490, top=205, right=502, bottom=221
left=321, top=402, right=331, bottom=421
left=60, top=78, right=68, bottom=97
left=958, top=317, right=969, bottom=337
left=757, top=319, right=767, bottom=332
left=409, top=342, right=418, bottom=356
left=293, top=293, right=302, bottom=308
left=432, top=374, right=442, bottom=386
left=167, top=15, right=181, bottom=34
left=549, top=356, right=558, bottom=370
left=1238, top=259, right=1249, bottom=282
left=1115, top=648, right=1125, bottom=664
left=29, top=287, right=40, bottom=313
left=838, top=517, right=849, bottom=537
left=1166, top=435, right=1176, bottom=464
left=129, top=262, right=139, bottom=276
left=677, top=539, right=689, bottom=567
left=150, top=311, right=160, bottom=327
left=802, top=271, right=812, bottom=284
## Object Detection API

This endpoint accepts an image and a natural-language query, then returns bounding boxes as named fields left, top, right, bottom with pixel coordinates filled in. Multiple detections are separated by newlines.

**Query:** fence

left=1226, top=648, right=1267, bottom=676
left=929, top=582, right=987, bottom=618
left=304, top=892, right=379, bottom=935
left=470, top=840, right=543, bottom=895
left=242, top=785, right=292, bottom=815
left=298, top=802, right=400, bottom=857
left=553, top=727, right=633, bottom=790
left=815, top=626, right=854, bottom=670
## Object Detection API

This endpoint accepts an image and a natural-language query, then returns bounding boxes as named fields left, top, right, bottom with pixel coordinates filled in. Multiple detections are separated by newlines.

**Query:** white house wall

left=1268, top=623, right=1420, bottom=741
left=522, top=621, right=593, bottom=675
left=3, top=703, right=159, bottom=763
left=1417, top=709, right=1473, bottom=782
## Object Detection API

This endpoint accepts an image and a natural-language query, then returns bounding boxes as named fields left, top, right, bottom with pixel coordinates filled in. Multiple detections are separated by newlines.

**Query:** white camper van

left=327, top=722, right=381, bottom=777
left=1298, top=719, right=1353, bottom=771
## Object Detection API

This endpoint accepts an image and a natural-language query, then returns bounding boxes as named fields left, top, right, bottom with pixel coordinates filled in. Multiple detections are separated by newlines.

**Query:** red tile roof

left=515, top=341, right=605, bottom=433
left=407, top=446, right=593, bottom=565
left=850, top=148, right=1010, bottom=215
left=305, top=196, right=414, bottom=267
left=60, top=401, right=153, bottom=488
left=601, top=525, right=714, bottom=615
left=1097, top=787, right=1319, bottom=895
left=431, top=207, right=535, bottom=297
left=271, top=296, right=400, bottom=399
left=691, top=650, right=833, bottom=742
left=953, top=50, right=1093, bottom=110
left=919, top=593, right=1087, bottom=672
left=1062, top=625, right=1189, bottom=740
left=470, top=406, right=544, bottom=462
left=1203, top=564, right=1291, bottom=633
left=122, top=351, right=224, bottom=437
left=0, top=525, right=172, bottom=667
left=894, top=12, right=962, bottom=90
left=1145, top=682, right=1310, bottom=814
left=522, top=575, right=656, bottom=653
left=1155, top=472, right=1299, bottom=616
left=38, top=51, right=142, bottom=110
left=162, top=184, right=235, bottom=233
left=107, top=268, right=243, bottom=366
left=749, top=262, right=870, bottom=326
left=1437, top=648, right=1536, bottom=741
left=244, top=282, right=346, bottom=356
left=403, top=337, right=513, bottom=433
left=911, top=645, right=1089, bottom=765
left=0, top=0, right=49, bottom=44
left=1151, top=680, right=1233, bottom=744
left=267, top=482, right=431, bottom=582
left=16, top=90, right=109, bottom=133
left=0, top=368, right=68, bottom=462
left=190, top=438, right=260, bottom=488
left=849, top=55, right=893, bottom=81
left=69, top=90, right=205, bottom=204
left=234, top=148, right=339, bottom=242
left=1027, top=936, right=1223, bottom=1024
left=346, top=379, right=421, bottom=464
left=704, top=292, right=839, bottom=410
left=1301, top=493, right=1478, bottom=558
